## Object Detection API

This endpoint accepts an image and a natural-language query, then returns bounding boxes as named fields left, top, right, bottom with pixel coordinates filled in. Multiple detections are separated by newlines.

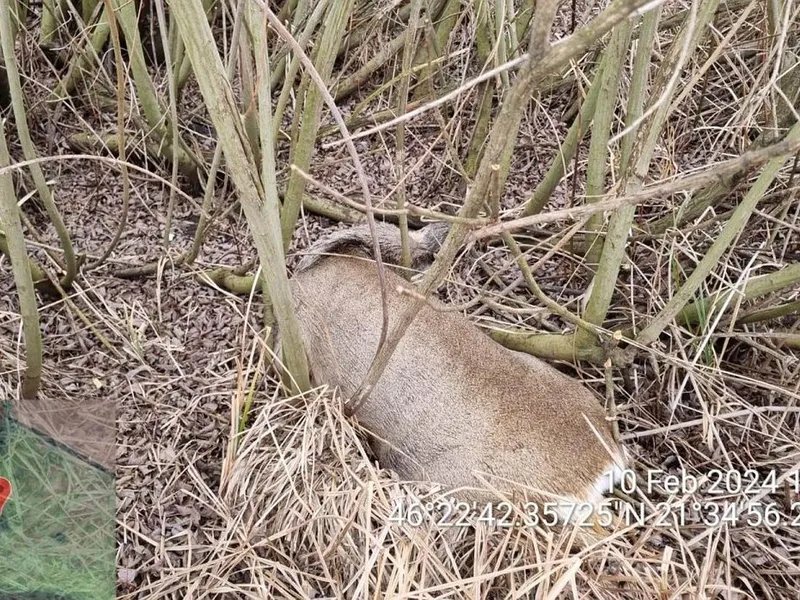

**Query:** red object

left=0, top=477, right=11, bottom=516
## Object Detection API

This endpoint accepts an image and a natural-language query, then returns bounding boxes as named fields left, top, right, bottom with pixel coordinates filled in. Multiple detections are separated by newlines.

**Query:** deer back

left=290, top=250, right=625, bottom=511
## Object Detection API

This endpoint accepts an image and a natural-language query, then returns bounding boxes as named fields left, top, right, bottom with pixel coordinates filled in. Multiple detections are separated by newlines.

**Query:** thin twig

left=471, top=131, right=800, bottom=240
left=259, top=2, right=393, bottom=362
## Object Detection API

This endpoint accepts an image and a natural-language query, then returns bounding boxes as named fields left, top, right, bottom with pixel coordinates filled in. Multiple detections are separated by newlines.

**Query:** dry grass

left=116, top=355, right=800, bottom=599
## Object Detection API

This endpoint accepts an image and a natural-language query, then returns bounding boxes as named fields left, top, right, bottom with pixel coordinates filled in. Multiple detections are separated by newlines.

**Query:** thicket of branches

left=2, top=0, right=800, bottom=597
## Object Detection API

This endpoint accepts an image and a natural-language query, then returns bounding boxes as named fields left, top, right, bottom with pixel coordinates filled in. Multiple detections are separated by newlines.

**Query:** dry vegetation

left=1, top=0, right=800, bottom=598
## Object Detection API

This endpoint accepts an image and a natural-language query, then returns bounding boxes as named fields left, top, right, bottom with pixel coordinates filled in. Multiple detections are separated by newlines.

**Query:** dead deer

left=290, top=223, right=627, bottom=523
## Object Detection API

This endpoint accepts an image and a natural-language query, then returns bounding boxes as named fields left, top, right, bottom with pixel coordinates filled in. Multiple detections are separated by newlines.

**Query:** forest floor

left=1, top=3, right=799, bottom=598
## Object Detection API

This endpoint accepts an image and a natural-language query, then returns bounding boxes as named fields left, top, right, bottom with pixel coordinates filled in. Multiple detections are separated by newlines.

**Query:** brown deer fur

left=290, top=223, right=627, bottom=519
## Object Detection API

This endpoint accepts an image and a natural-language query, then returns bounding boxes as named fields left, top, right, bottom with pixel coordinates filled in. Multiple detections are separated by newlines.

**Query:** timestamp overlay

left=388, top=468, right=800, bottom=530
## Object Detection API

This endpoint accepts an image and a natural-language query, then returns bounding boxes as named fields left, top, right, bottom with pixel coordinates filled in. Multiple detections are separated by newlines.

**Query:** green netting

left=0, top=401, right=115, bottom=600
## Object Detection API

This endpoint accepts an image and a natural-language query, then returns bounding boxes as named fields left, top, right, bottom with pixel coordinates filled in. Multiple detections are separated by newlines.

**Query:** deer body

left=290, top=224, right=626, bottom=513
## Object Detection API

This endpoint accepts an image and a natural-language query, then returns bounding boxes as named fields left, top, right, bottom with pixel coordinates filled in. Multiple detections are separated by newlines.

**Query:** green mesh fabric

left=0, top=402, right=114, bottom=600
